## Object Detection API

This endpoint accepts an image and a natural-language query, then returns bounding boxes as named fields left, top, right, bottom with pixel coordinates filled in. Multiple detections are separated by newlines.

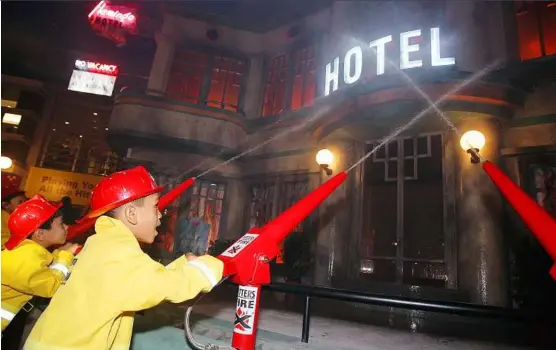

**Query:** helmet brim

left=84, top=186, right=165, bottom=220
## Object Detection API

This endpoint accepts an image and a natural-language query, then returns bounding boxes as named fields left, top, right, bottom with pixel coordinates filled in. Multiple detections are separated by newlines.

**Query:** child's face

left=133, top=193, right=162, bottom=244
left=35, top=216, right=68, bottom=247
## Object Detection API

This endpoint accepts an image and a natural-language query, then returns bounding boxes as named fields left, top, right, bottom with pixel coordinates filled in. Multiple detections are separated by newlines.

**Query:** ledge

left=115, top=91, right=247, bottom=130
left=509, top=114, right=556, bottom=128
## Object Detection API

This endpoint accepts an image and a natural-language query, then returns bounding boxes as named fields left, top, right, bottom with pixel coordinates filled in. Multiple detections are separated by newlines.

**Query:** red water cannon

left=217, top=171, right=347, bottom=284
left=482, top=161, right=556, bottom=280
left=66, top=177, right=196, bottom=240
left=215, top=172, right=347, bottom=350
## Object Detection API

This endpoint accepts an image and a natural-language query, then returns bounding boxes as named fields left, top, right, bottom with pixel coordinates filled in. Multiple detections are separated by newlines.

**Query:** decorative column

left=313, top=138, right=365, bottom=286
left=221, top=178, right=248, bottom=241
left=242, top=57, right=265, bottom=118
left=454, top=114, right=509, bottom=306
left=147, top=16, right=179, bottom=96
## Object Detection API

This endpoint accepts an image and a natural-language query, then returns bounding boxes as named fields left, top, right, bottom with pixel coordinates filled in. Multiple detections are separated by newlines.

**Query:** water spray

left=346, top=64, right=497, bottom=173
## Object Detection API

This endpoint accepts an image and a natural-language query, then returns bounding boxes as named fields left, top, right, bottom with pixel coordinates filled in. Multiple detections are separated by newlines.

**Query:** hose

left=184, top=277, right=236, bottom=350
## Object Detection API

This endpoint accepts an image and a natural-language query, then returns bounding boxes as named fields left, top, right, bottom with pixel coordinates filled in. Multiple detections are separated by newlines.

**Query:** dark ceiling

left=168, top=0, right=334, bottom=33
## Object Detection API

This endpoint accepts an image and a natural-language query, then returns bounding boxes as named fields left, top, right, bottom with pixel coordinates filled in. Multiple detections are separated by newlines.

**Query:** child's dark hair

left=39, top=208, right=65, bottom=230
left=104, top=197, right=145, bottom=218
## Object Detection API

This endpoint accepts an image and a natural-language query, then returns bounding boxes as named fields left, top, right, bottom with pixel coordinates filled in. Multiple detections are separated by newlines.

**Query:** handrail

left=212, top=281, right=553, bottom=344
left=263, top=282, right=528, bottom=320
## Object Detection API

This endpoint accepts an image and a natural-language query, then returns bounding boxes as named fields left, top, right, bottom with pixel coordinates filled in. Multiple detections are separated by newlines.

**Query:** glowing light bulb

left=0, top=156, right=13, bottom=170
left=460, top=130, right=486, bottom=151
left=316, top=149, right=334, bottom=166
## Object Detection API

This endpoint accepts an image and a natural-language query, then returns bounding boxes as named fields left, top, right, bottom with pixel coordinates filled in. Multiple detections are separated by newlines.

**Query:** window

left=291, top=46, right=316, bottom=111
left=262, top=44, right=317, bottom=117
left=515, top=1, right=556, bottom=60
left=166, top=48, right=246, bottom=113
left=39, top=100, right=117, bottom=175
left=248, top=176, right=309, bottom=263
left=361, top=134, right=449, bottom=287
left=206, top=56, right=245, bottom=112
left=161, top=179, right=227, bottom=257
left=262, top=55, right=289, bottom=117
left=166, top=49, right=207, bottom=104
left=188, top=180, right=226, bottom=245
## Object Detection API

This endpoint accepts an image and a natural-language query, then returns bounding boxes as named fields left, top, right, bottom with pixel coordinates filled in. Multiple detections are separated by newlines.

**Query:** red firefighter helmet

left=85, top=166, right=165, bottom=219
left=6, top=195, right=62, bottom=250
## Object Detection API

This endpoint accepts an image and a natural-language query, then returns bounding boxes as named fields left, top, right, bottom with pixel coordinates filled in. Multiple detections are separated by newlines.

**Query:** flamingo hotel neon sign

left=324, top=27, right=455, bottom=96
left=88, top=1, right=136, bottom=29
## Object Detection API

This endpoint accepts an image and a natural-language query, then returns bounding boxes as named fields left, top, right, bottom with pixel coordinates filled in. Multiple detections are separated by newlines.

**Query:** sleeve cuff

left=49, top=263, right=70, bottom=278
left=187, top=260, right=219, bottom=288
left=53, top=249, right=75, bottom=265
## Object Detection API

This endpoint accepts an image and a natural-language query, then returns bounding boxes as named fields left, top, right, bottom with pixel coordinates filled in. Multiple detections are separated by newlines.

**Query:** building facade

left=1, top=1, right=157, bottom=208
left=108, top=1, right=556, bottom=307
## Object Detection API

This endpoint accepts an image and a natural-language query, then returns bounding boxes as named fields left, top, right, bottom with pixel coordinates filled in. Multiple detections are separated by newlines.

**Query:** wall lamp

left=0, top=156, right=13, bottom=170
left=460, top=130, right=485, bottom=164
left=316, top=149, right=334, bottom=176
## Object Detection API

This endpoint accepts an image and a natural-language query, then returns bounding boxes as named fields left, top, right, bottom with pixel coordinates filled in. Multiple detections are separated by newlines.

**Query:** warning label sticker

left=220, top=233, right=258, bottom=258
left=234, top=285, right=258, bottom=335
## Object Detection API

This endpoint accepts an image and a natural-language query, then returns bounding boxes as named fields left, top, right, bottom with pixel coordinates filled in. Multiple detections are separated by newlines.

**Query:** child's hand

left=185, top=253, right=197, bottom=261
left=60, top=243, right=80, bottom=254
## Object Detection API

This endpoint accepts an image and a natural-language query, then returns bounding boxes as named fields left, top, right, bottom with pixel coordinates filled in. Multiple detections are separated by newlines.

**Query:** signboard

left=88, top=1, right=137, bottom=46
left=24, top=167, right=103, bottom=206
left=68, top=60, right=119, bottom=96
left=324, top=27, right=455, bottom=96
left=220, top=233, right=259, bottom=258
left=234, top=285, right=258, bottom=335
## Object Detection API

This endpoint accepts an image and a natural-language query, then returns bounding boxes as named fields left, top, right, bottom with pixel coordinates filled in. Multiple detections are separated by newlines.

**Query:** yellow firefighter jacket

left=1, top=239, right=74, bottom=331
left=2, top=209, right=11, bottom=249
left=25, top=215, right=224, bottom=350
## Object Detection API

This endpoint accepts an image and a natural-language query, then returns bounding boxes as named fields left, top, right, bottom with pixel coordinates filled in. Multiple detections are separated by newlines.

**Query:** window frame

left=514, top=0, right=556, bottom=60
left=362, top=132, right=456, bottom=288
left=260, top=35, right=322, bottom=118
left=244, top=172, right=311, bottom=230
left=244, top=172, right=311, bottom=264
left=165, top=173, right=229, bottom=248
left=167, top=43, right=249, bottom=115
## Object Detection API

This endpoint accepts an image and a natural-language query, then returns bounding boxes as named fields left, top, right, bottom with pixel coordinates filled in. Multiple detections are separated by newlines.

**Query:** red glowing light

left=89, top=1, right=136, bottom=23
left=74, top=60, right=119, bottom=76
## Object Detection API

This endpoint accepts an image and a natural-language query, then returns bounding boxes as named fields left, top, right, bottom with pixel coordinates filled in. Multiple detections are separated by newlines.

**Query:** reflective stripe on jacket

left=1, top=240, right=74, bottom=331
left=25, top=216, right=224, bottom=350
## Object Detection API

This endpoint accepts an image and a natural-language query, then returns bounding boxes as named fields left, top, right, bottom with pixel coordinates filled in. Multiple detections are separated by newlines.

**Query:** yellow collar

left=94, top=216, right=141, bottom=247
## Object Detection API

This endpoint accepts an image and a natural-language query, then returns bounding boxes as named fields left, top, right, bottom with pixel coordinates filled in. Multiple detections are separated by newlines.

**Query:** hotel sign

left=88, top=1, right=137, bottom=46
left=324, top=27, right=455, bottom=96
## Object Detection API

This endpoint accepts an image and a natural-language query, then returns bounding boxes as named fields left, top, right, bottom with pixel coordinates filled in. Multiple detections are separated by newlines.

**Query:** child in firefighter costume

left=1, top=195, right=79, bottom=348
left=25, top=166, right=224, bottom=350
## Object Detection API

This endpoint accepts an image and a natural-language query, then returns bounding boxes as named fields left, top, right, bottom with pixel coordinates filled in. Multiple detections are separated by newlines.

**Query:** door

left=360, top=133, right=448, bottom=287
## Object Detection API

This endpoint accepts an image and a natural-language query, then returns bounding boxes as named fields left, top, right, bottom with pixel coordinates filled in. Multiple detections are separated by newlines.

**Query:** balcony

left=107, top=90, right=247, bottom=158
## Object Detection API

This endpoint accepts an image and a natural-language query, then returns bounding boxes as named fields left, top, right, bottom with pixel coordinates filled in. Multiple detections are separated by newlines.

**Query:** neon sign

left=88, top=1, right=136, bottom=30
left=75, top=60, right=119, bottom=76
left=324, top=27, right=455, bottom=96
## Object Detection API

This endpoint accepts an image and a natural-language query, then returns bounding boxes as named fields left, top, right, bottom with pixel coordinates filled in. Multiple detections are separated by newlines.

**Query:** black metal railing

left=257, top=282, right=552, bottom=344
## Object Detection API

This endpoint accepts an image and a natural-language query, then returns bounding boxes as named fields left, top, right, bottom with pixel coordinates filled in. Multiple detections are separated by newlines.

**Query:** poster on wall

left=172, top=181, right=225, bottom=256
